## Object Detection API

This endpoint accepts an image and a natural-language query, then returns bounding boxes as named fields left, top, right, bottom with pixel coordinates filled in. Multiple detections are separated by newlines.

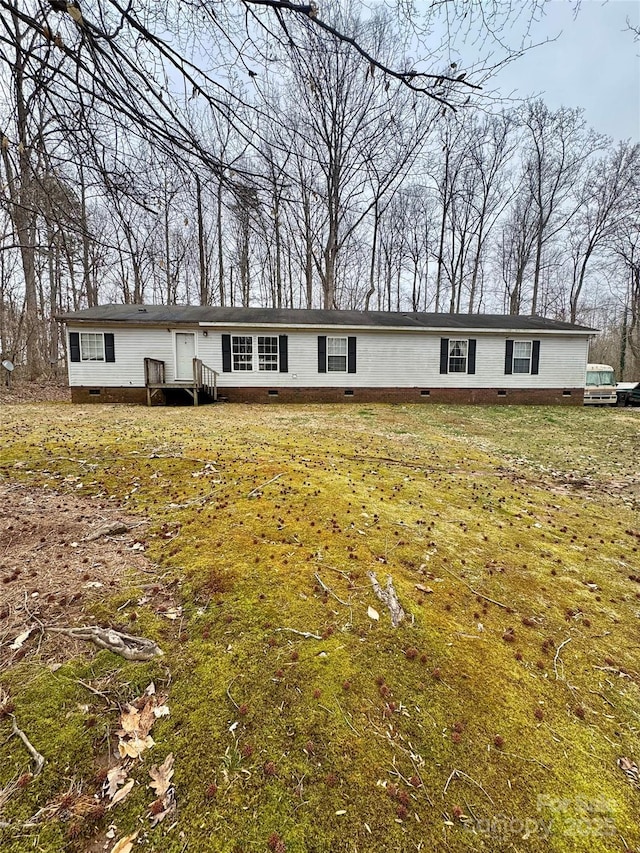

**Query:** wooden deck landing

left=144, top=358, right=218, bottom=407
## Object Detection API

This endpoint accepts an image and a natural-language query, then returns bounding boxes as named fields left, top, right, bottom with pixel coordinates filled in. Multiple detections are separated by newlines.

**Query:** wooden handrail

left=193, top=358, right=218, bottom=401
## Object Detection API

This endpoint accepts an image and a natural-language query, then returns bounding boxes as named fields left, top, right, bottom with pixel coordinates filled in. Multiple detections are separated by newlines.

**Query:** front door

left=175, top=332, right=196, bottom=380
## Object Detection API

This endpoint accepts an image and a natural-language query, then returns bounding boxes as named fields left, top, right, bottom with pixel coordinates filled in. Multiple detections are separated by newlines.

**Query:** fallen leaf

left=367, top=606, right=379, bottom=621
left=138, top=700, right=156, bottom=737
left=118, top=734, right=155, bottom=759
left=415, top=584, right=433, bottom=594
left=10, top=627, right=35, bottom=650
left=119, top=705, right=141, bottom=734
left=107, top=778, right=134, bottom=809
left=163, top=607, right=182, bottom=620
left=148, top=753, right=174, bottom=798
left=110, top=831, right=139, bottom=853
left=149, top=786, right=176, bottom=826
left=106, top=765, right=127, bottom=799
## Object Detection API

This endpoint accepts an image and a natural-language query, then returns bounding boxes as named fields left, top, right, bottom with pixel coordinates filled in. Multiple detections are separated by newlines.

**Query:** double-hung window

left=440, top=337, right=476, bottom=375
left=513, top=341, right=532, bottom=374
left=230, top=335, right=281, bottom=371
left=505, top=339, right=539, bottom=375
left=80, top=333, right=105, bottom=362
left=232, top=336, right=253, bottom=371
left=448, top=339, right=468, bottom=373
left=69, top=331, right=115, bottom=363
left=257, top=336, right=279, bottom=371
left=327, top=337, right=347, bottom=372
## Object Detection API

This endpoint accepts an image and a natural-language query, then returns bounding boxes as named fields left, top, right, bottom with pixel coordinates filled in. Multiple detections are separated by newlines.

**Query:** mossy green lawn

left=1, top=403, right=639, bottom=852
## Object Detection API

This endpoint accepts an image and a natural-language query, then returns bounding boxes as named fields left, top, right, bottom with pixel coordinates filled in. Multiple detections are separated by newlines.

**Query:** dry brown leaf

left=106, top=764, right=127, bottom=799
left=107, top=778, right=134, bottom=809
left=415, top=584, right=434, bottom=594
left=149, top=787, right=176, bottom=827
left=110, top=831, right=139, bottom=853
left=137, top=699, right=156, bottom=737
left=119, top=705, right=141, bottom=734
left=9, top=627, right=35, bottom=650
left=148, top=753, right=174, bottom=798
left=118, top=734, right=155, bottom=759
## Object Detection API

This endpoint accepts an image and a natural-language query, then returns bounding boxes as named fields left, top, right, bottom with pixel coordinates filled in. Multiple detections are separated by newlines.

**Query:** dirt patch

left=0, top=483, right=167, bottom=671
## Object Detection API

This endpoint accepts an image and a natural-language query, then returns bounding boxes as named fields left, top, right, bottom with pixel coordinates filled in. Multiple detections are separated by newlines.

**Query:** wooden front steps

left=144, top=357, right=219, bottom=407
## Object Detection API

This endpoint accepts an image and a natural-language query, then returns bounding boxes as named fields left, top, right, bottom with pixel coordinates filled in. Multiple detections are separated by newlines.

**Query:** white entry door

left=175, top=332, right=196, bottom=380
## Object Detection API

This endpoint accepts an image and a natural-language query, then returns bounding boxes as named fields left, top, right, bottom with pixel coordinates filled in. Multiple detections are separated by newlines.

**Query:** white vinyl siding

left=66, top=325, right=589, bottom=391
left=80, top=333, right=105, bottom=362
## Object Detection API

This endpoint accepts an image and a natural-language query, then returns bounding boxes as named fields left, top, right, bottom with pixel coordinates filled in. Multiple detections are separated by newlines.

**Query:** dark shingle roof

left=57, top=304, right=596, bottom=333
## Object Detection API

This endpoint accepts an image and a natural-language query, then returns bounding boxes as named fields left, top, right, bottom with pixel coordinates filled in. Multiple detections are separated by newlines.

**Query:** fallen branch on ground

left=247, top=473, right=283, bottom=498
left=367, top=572, right=405, bottom=627
left=83, top=521, right=130, bottom=541
left=314, top=573, right=348, bottom=606
left=443, top=768, right=495, bottom=805
left=553, top=637, right=572, bottom=680
left=9, top=715, right=45, bottom=776
left=275, top=628, right=322, bottom=640
left=47, top=626, right=163, bottom=661
left=439, top=565, right=507, bottom=610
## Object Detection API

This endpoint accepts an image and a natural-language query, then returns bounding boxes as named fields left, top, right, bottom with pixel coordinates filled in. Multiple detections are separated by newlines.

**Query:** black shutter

left=439, top=338, right=449, bottom=374
left=467, top=339, right=476, bottom=375
left=317, top=336, right=327, bottom=373
left=531, top=340, right=540, bottom=375
left=104, top=333, right=115, bottom=362
left=279, top=335, right=288, bottom=373
left=347, top=336, right=356, bottom=373
left=222, top=334, right=232, bottom=372
left=69, top=332, right=80, bottom=362
left=504, top=340, right=514, bottom=375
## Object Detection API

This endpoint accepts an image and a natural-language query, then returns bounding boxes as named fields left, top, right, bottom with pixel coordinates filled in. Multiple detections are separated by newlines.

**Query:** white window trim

left=231, top=334, right=279, bottom=372
left=327, top=336, right=348, bottom=373
left=80, top=332, right=105, bottom=362
left=512, top=340, right=533, bottom=375
left=448, top=339, right=468, bottom=374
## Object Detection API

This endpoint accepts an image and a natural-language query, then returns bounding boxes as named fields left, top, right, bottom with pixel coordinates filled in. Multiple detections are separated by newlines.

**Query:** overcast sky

left=492, top=1, right=640, bottom=142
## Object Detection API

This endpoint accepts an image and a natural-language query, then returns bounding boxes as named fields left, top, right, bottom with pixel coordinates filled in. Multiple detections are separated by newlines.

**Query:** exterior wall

left=65, top=323, right=590, bottom=398
left=69, top=385, right=582, bottom=405
left=71, top=387, right=149, bottom=405
left=217, top=386, right=582, bottom=405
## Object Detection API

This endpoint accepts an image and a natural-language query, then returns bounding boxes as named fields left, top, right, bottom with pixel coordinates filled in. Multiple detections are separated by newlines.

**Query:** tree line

left=0, top=1, right=638, bottom=379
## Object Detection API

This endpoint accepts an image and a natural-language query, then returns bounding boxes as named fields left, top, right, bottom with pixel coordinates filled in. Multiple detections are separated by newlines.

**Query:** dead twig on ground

left=226, top=677, right=239, bottom=710
left=553, top=637, right=572, bottom=680
left=439, top=565, right=507, bottom=610
left=314, top=573, right=349, bottom=606
left=367, top=572, right=405, bottom=627
left=47, top=626, right=162, bottom=661
left=247, top=473, right=283, bottom=498
left=443, top=768, right=495, bottom=806
left=9, top=715, right=45, bottom=776
left=275, top=628, right=322, bottom=640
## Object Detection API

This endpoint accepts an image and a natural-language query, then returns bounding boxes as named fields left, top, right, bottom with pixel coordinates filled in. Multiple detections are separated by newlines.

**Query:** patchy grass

left=0, top=402, right=639, bottom=852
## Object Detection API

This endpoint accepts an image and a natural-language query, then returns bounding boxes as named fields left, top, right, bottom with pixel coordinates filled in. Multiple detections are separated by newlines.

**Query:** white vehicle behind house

left=584, top=363, right=616, bottom=405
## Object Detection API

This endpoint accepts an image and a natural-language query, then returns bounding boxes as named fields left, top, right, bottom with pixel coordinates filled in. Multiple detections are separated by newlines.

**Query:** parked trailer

left=584, top=363, right=617, bottom=405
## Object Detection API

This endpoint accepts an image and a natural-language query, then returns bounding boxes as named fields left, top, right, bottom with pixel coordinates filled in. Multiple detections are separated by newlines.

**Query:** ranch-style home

left=57, top=305, right=594, bottom=406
